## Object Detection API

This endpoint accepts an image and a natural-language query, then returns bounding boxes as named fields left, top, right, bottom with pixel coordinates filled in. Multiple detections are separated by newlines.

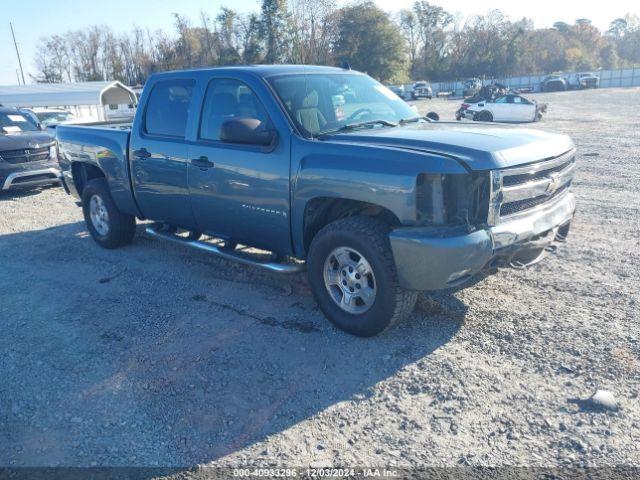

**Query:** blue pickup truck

left=57, top=65, right=576, bottom=336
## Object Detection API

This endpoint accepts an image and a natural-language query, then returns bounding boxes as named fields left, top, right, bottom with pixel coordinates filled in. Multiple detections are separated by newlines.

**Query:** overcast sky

left=2, top=0, right=637, bottom=85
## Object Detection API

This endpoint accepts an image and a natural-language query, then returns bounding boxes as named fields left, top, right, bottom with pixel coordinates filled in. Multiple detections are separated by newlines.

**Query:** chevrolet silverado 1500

left=57, top=65, right=576, bottom=336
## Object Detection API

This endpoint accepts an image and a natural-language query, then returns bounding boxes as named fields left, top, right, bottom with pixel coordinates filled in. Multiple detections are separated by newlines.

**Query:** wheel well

left=72, top=162, right=105, bottom=195
left=303, top=197, right=400, bottom=252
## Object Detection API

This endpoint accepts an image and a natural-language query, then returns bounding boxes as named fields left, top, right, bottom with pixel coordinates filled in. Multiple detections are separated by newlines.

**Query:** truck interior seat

left=294, top=90, right=327, bottom=134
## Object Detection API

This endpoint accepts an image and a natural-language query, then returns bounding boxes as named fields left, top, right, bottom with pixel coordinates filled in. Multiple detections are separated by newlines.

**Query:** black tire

left=474, top=110, right=493, bottom=122
left=82, top=178, right=136, bottom=249
left=307, top=216, right=417, bottom=337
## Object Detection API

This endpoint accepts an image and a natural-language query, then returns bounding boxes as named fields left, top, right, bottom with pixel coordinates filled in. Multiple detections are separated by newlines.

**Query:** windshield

left=0, top=111, right=40, bottom=133
left=267, top=73, right=418, bottom=136
left=36, top=111, right=75, bottom=126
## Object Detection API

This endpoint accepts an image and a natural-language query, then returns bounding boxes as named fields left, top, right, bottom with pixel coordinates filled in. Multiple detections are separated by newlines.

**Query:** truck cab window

left=199, top=79, right=271, bottom=142
left=144, top=79, right=195, bottom=138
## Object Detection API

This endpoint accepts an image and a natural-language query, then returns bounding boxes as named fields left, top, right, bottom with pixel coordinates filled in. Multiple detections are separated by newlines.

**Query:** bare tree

left=289, top=0, right=337, bottom=64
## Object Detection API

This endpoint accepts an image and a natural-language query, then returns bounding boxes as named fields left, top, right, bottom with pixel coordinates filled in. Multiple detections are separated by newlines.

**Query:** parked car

left=0, top=107, right=60, bottom=191
left=410, top=81, right=432, bottom=99
left=542, top=75, right=568, bottom=92
left=456, top=92, right=547, bottom=122
left=569, top=72, right=599, bottom=89
left=462, top=78, right=482, bottom=97
left=387, top=85, right=406, bottom=99
left=34, top=109, right=77, bottom=128
left=56, top=65, right=576, bottom=337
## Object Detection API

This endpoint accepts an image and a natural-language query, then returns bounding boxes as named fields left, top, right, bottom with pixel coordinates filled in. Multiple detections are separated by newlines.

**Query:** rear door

left=130, top=77, right=198, bottom=228
left=187, top=75, right=292, bottom=253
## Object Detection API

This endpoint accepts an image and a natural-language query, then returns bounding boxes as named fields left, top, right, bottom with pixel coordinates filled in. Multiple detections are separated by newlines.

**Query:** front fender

left=290, top=136, right=467, bottom=257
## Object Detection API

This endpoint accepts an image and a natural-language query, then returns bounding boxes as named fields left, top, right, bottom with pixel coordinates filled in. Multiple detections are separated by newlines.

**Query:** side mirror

left=220, top=118, right=277, bottom=147
left=425, top=112, right=440, bottom=121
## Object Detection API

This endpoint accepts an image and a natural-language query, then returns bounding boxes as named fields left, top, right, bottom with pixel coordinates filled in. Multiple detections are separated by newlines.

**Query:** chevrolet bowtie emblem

left=546, top=174, right=560, bottom=195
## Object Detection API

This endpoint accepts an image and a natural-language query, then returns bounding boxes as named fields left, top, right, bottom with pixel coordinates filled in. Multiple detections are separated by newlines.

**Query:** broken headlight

left=416, top=173, right=490, bottom=227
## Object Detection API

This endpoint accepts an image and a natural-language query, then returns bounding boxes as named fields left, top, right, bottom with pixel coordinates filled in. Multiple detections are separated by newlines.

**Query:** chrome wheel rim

left=323, top=246, right=376, bottom=314
left=89, top=194, right=110, bottom=236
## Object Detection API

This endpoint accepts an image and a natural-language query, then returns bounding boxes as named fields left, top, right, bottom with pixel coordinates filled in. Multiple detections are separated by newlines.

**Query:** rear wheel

left=307, top=216, right=417, bottom=337
left=474, top=110, right=493, bottom=122
left=82, top=178, right=136, bottom=249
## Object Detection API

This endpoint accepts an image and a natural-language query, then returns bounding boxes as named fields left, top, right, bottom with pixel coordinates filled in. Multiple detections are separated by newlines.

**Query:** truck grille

left=500, top=183, right=571, bottom=216
left=0, top=146, right=51, bottom=164
left=489, top=149, right=575, bottom=224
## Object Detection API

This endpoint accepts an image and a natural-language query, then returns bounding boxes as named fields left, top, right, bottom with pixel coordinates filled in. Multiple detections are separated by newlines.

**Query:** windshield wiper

left=319, top=119, right=398, bottom=136
left=398, top=116, right=422, bottom=125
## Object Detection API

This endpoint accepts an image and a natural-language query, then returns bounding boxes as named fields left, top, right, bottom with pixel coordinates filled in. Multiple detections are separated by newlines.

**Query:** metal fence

left=428, top=66, right=640, bottom=98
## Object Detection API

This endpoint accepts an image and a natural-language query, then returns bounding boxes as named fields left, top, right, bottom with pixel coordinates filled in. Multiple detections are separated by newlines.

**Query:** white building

left=0, top=81, right=138, bottom=122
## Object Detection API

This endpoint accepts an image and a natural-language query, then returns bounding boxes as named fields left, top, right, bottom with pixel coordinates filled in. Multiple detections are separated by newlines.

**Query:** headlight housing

left=416, top=173, right=490, bottom=227
left=49, top=143, right=58, bottom=161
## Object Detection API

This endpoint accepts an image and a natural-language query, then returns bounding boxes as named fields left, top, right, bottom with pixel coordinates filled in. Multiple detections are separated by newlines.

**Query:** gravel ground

left=1, top=87, right=639, bottom=472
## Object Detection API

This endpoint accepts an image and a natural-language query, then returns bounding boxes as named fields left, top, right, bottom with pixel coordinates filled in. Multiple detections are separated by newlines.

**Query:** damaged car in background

left=456, top=85, right=547, bottom=123
left=542, top=74, right=568, bottom=92
left=56, top=65, right=575, bottom=337
left=456, top=92, right=547, bottom=122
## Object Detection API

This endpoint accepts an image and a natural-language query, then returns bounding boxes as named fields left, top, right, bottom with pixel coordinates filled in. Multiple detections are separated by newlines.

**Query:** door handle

left=191, top=156, right=214, bottom=169
left=133, top=148, right=151, bottom=159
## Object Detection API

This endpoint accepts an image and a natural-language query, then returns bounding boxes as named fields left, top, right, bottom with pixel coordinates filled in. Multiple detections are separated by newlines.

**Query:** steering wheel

left=345, top=108, right=373, bottom=122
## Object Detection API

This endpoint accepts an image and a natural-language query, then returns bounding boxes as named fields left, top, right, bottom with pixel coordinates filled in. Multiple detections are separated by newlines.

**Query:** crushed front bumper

left=389, top=191, right=576, bottom=291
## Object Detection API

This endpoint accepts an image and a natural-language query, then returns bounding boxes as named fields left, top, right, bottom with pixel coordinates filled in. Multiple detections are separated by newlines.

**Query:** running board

left=145, top=226, right=305, bottom=274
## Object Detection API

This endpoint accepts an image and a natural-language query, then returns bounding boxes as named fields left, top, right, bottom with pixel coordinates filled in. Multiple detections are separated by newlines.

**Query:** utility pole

left=10, top=22, right=26, bottom=85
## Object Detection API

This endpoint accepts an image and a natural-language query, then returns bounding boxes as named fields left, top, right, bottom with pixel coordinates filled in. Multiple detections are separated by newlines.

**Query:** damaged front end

left=389, top=149, right=577, bottom=291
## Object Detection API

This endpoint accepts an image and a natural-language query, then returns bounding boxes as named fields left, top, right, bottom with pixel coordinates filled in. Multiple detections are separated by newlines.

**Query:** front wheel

left=82, top=178, right=136, bottom=249
left=307, top=216, right=417, bottom=337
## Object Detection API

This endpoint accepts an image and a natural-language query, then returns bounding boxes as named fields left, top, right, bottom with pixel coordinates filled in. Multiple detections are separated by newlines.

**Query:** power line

left=10, top=22, right=26, bottom=85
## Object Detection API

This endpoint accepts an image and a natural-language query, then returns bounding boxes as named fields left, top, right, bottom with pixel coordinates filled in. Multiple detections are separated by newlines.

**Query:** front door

left=187, top=77, right=291, bottom=253
left=489, top=96, right=510, bottom=121
left=511, top=96, right=535, bottom=121
left=130, top=78, right=197, bottom=228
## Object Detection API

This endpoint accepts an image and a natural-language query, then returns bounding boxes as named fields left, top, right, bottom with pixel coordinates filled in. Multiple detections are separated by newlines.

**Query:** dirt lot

left=1, top=87, right=639, bottom=472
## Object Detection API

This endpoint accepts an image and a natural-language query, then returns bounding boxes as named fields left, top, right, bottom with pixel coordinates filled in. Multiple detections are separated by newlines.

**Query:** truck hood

left=0, top=131, right=55, bottom=150
left=322, top=122, right=574, bottom=171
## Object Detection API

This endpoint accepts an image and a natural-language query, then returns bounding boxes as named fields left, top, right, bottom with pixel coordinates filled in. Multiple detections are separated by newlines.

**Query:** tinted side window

left=199, top=79, right=271, bottom=141
left=144, top=79, right=195, bottom=138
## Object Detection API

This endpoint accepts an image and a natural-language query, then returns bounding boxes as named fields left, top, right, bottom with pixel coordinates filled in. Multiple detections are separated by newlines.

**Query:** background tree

left=30, top=4, right=640, bottom=86
left=411, top=1, right=453, bottom=80
left=333, top=1, right=409, bottom=83
left=289, top=0, right=337, bottom=64
left=260, top=0, right=291, bottom=63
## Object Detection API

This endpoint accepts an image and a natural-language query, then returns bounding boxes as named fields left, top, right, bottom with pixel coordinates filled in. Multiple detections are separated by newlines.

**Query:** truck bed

left=56, top=122, right=139, bottom=217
